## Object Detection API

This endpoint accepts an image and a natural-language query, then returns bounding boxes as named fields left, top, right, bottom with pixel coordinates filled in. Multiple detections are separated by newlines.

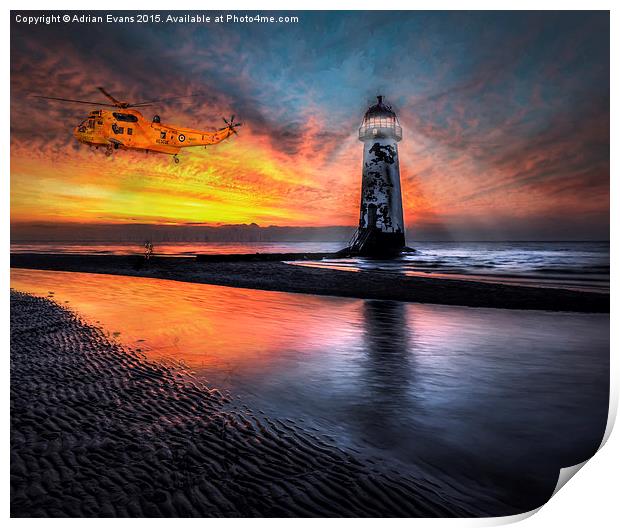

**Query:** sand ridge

left=10, top=253, right=610, bottom=313
left=10, top=291, right=500, bottom=517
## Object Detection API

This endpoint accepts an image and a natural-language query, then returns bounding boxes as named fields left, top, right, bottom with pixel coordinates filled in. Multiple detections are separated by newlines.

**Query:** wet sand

left=11, top=253, right=609, bottom=313
left=11, top=291, right=506, bottom=518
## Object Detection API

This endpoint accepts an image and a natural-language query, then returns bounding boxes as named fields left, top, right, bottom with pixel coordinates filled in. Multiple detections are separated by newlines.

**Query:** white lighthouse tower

left=349, top=95, right=406, bottom=257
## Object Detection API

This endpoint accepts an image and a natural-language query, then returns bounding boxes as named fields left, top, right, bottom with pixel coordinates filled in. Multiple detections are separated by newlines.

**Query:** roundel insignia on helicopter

left=178, top=134, right=186, bottom=142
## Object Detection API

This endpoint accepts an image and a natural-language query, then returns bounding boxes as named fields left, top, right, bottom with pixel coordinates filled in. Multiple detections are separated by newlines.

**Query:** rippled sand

left=10, top=291, right=495, bottom=518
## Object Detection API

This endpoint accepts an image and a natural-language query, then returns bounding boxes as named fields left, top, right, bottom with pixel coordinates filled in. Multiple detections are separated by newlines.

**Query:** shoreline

left=10, top=290, right=506, bottom=517
left=11, top=253, right=610, bottom=313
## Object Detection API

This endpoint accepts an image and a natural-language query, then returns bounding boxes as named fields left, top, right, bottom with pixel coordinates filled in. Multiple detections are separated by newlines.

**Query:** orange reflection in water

left=10, top=269, right=361, bottom=372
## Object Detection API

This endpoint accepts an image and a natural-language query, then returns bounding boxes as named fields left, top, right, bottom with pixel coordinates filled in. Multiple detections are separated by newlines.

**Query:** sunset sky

left=10, top=11, right=609, bottom=240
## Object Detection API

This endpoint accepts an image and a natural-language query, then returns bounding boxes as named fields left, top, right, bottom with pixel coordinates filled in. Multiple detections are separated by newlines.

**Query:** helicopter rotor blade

left=97, top=87, right=124, bottom=107
left=128, top=93, right=204, bottom=107
left=221, top=116, right=241, bottom=135
left=32, top=95, right=117, bottom=107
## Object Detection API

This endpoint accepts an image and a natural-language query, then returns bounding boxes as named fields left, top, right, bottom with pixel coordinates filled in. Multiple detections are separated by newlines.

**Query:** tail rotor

left=220, top=115, right=243, bottom=136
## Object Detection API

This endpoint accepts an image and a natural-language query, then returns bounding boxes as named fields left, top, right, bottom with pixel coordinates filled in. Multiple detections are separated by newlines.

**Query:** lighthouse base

left=344, top=228, right=406, bottom=258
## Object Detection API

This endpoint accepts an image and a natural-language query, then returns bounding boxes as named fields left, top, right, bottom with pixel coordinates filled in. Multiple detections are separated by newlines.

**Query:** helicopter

left=33, top=87, right=242, bottom=163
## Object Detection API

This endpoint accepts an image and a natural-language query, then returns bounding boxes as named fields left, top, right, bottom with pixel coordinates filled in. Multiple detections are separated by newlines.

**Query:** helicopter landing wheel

left=173, top=155, right=180, bottom=164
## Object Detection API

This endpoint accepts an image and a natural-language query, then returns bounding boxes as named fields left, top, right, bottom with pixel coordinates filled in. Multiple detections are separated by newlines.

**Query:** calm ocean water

left=11, top=240, right=610, bottom=292
left=296, top=241, right=610, bottom=293
left=11, top=269, right=610, bottom=512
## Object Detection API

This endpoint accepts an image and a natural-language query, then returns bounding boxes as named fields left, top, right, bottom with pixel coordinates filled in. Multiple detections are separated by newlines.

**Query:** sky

left=10, top=11, right=609, bottom=240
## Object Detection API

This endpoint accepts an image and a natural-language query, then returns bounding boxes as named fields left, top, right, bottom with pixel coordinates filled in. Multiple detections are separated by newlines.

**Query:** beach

left=10, top=247, right=610, bottom=518
left=10, top=266, right=610, bottom=517
left=11, top=290, right=498, bottom=517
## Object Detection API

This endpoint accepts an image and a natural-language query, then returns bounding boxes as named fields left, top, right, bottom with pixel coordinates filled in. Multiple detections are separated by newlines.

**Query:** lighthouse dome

left=364, top=95, right=396, bottom=119
left=359, top=95, right=402, bottom=141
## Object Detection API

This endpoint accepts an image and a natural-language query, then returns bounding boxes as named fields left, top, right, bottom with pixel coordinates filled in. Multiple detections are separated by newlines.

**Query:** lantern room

left=359, top=95, right=402, bottom=142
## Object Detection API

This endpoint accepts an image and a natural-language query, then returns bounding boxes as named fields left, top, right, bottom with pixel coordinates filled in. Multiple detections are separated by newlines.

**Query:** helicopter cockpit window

left=112, top=112, right=139, bottom=123
left=88, top=119, right=95, bottom=129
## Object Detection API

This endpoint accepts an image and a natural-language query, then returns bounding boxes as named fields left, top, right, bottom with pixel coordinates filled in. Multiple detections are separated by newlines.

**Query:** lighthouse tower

left=349, top=95, right=405, bottom=257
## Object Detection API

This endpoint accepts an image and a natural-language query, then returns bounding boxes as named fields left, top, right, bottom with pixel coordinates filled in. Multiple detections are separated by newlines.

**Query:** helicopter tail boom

left=173, top=118, right=241, bottom=148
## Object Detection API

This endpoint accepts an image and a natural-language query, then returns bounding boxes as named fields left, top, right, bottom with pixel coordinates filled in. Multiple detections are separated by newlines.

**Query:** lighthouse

left=348, top=95, right=406, bottom=257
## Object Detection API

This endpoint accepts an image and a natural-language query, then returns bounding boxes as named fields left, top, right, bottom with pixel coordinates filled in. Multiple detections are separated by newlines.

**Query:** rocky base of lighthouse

left=345, top=227, right=406, bottom=258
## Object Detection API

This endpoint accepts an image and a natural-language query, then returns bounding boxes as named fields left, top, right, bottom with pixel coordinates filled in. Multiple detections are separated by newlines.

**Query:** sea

left=11, top=240, right=610, bottom=292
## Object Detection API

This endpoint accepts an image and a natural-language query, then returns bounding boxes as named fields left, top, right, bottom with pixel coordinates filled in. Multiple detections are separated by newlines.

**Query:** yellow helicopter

left=34, top=87, right=242, bottom=163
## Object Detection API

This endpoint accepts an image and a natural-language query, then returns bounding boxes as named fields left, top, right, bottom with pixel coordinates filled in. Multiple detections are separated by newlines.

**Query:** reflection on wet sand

left=11, top=268, right=609, bottom=512
left=11, top=269, right=358, bottom=372
left=360, top=300, right=412, bottom=420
